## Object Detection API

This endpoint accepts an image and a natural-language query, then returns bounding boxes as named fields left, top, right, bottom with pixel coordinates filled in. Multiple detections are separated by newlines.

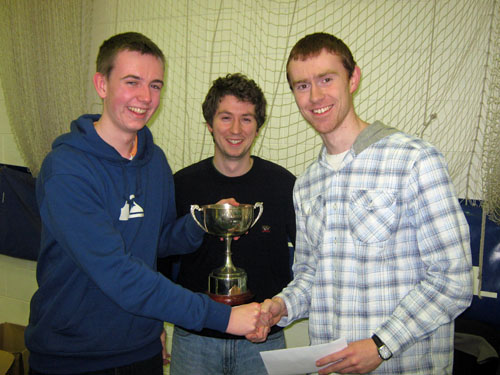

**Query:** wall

left=0, top=77, right=35, bottom=326
left=0, top=255, right=36, bottom=326
left=0, top=80, right=24, bottom=167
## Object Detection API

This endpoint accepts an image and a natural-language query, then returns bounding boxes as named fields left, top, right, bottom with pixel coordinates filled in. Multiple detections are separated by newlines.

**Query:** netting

left=84, top=0, right=499, bottom=207
left=482, top=5, right=500, bottom=223
left=1, top=0, right=499, bottom=221
left=0, top=0, right=93, bottom=176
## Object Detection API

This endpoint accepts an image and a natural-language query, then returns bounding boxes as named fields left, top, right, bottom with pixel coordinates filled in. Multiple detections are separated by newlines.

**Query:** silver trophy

left=190, top=202, right=263, bottom=305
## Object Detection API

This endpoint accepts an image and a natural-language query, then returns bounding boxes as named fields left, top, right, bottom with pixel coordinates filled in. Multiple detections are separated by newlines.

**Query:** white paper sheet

left=260, top=337, right=347, bottom=375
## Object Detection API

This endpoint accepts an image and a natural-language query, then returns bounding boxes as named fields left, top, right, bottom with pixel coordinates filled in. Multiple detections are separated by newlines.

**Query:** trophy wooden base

left=207, top=291, right=254, bottom=306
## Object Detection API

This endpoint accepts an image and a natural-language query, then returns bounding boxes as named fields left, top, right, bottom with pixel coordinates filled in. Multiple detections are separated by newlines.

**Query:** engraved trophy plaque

left=190, top=202, right=263, bottom=305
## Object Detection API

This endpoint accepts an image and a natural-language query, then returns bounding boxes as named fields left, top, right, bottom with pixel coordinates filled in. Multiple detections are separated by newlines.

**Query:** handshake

left=225, top=296, right=384, bottom=374
left=226, top=296, right=288, bottom=342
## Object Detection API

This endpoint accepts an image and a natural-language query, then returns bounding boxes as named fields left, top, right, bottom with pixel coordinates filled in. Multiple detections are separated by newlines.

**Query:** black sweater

left=159, top=156, right=296, bottom=339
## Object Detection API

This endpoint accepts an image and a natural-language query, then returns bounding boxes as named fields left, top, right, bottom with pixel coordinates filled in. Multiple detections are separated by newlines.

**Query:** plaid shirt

left=279, top=122, right=472, bottom=374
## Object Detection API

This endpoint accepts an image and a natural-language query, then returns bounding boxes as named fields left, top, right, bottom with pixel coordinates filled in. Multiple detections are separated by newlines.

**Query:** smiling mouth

left=312, top=105, right=333, bottom=114
left=128, top=106, right=147, bottom=114
left=227, top=139, right=243, bottom=145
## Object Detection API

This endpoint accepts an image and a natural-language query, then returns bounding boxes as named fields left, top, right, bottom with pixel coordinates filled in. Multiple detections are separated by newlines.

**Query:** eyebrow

left=217, top=110, right=255, bottom=117
left=121, top=74, right=164, bottom=86
left=291, top=70, right=337, bottom=86
left=318, top=71, right=336, bottom=79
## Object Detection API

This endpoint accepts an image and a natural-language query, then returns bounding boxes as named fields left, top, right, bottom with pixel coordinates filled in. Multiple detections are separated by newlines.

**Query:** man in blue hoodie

left=25, top=32, right=262, bottom=375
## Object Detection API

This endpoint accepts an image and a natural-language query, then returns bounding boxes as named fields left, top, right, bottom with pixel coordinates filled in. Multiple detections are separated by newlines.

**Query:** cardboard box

left=0, top=323, right=29, bottom=375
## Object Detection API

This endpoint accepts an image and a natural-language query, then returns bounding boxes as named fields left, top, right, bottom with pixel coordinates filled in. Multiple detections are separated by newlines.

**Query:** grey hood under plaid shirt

left=279, top=121, right=472, bottom=375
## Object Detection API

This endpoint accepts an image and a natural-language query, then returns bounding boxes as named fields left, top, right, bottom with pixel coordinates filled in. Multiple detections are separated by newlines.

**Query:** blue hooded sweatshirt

left=25, top=114, right=231, bottom=373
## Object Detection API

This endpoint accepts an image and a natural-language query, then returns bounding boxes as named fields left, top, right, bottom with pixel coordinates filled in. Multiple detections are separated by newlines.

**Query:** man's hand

left=316, top=338, right=382, bottom=374
left=216, top=197, right=239, bottom=206
left=160, top=328, right=171, bottom=366
left=215, top=198, right=243, bottom=240
left=263, top=297, right=287, bottom=326
left=226, top=302, right=261, bottom=336
left=246, top=297, right=287, bottom=342
left=245, top=307, right=271, bottom=342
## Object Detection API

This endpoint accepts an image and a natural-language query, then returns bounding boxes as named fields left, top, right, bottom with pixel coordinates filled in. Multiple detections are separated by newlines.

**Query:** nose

left=229, top=119, right=242, bottom=134
left=138, top=85, right=152, bottom=103
left=309, top=83, right=323, bottom=103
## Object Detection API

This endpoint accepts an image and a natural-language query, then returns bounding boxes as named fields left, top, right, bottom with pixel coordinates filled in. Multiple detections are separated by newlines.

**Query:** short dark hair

left=286, top=32, right=356, bottom=88
left=202, top=73, right=267, bottom=130
left=96, top=32, right=165, bottom=78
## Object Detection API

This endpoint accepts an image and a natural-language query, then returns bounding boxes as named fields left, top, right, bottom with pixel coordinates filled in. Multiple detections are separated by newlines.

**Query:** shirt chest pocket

left=300, top=195, right=325, bottom=248
left=349, top=189, right=397, bottom=243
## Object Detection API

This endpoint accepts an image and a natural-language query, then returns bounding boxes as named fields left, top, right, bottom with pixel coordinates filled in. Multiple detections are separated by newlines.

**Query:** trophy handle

left=250, top=202, right=264, bottom=228
left=190, top=205, right=208, bottom=232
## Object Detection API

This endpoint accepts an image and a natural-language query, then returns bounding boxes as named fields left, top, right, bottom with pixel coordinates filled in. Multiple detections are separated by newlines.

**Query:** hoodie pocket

left=51, top=284, right=100, bottom=336
left=349, top=189, right=397, bottom=243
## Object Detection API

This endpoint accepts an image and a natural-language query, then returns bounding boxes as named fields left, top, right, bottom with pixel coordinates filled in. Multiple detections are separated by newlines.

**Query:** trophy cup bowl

left=190, top=202, right=263, bottom=305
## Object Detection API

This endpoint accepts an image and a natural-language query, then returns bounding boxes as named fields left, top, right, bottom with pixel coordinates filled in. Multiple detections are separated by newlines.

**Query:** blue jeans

left=170, top=326, right=286, bottom=375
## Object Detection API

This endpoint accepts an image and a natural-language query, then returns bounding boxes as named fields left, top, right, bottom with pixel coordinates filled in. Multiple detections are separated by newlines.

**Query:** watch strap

left=372, top=334, right=393, bottom=360
left=372, top=334, right=384, bottom=348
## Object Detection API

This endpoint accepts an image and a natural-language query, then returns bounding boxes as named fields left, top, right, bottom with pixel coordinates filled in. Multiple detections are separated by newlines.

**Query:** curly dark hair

left=96, top=32, right=165, bottom=78
left=286, top=32, right=356, bottom=88
left=202, top=73, right=267, bottom=130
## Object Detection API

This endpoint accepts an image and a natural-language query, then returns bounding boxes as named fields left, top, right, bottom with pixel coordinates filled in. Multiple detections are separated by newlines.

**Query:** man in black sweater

left=159, top=73, right=296, bottom=375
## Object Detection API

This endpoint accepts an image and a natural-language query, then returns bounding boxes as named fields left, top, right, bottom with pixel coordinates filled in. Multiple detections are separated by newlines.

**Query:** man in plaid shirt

left=250, top=33, right=473, bottom=374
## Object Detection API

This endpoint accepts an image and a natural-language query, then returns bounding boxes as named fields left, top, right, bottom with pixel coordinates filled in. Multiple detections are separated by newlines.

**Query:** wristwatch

left=372, top=334, right=393, bottom=360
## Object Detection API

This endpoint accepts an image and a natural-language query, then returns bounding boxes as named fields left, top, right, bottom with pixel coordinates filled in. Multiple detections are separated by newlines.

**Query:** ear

left=349, top=65, right=361, bottom=94
left=93, top=72, right=108, bottom=99
left=205, top=122, right=213, bottom=134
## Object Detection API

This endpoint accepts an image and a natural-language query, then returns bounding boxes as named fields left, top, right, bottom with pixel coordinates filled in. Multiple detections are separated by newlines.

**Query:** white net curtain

left=1, top=0, right=499, bottom=222
left=0, top=0, right=93, bottom=176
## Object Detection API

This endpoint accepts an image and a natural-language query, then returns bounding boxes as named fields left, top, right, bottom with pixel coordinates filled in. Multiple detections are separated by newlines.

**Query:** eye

left=319, top=75, right=335, bottom=86
left=294, top=82, right=310, bottom=92
left=151, top=83, right=163, bottom=90
left=126, top=81, right=138, bottom=86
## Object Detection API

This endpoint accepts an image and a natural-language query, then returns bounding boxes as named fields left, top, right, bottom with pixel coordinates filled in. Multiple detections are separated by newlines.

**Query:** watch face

left=379, top=345, right=392, bottom=360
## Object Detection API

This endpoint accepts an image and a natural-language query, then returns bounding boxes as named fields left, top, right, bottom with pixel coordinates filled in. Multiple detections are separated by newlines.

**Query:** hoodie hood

left=52, top=114, right=155, bottom=167
left=51, top=114, right=157, bottom=201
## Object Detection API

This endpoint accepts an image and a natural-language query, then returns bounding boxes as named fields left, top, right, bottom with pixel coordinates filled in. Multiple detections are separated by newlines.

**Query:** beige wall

left=0, top=80, right=24, bottom=167
left=0, top=80, right=34, bottom=324
left=0, top=255, right=37, bottom=326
